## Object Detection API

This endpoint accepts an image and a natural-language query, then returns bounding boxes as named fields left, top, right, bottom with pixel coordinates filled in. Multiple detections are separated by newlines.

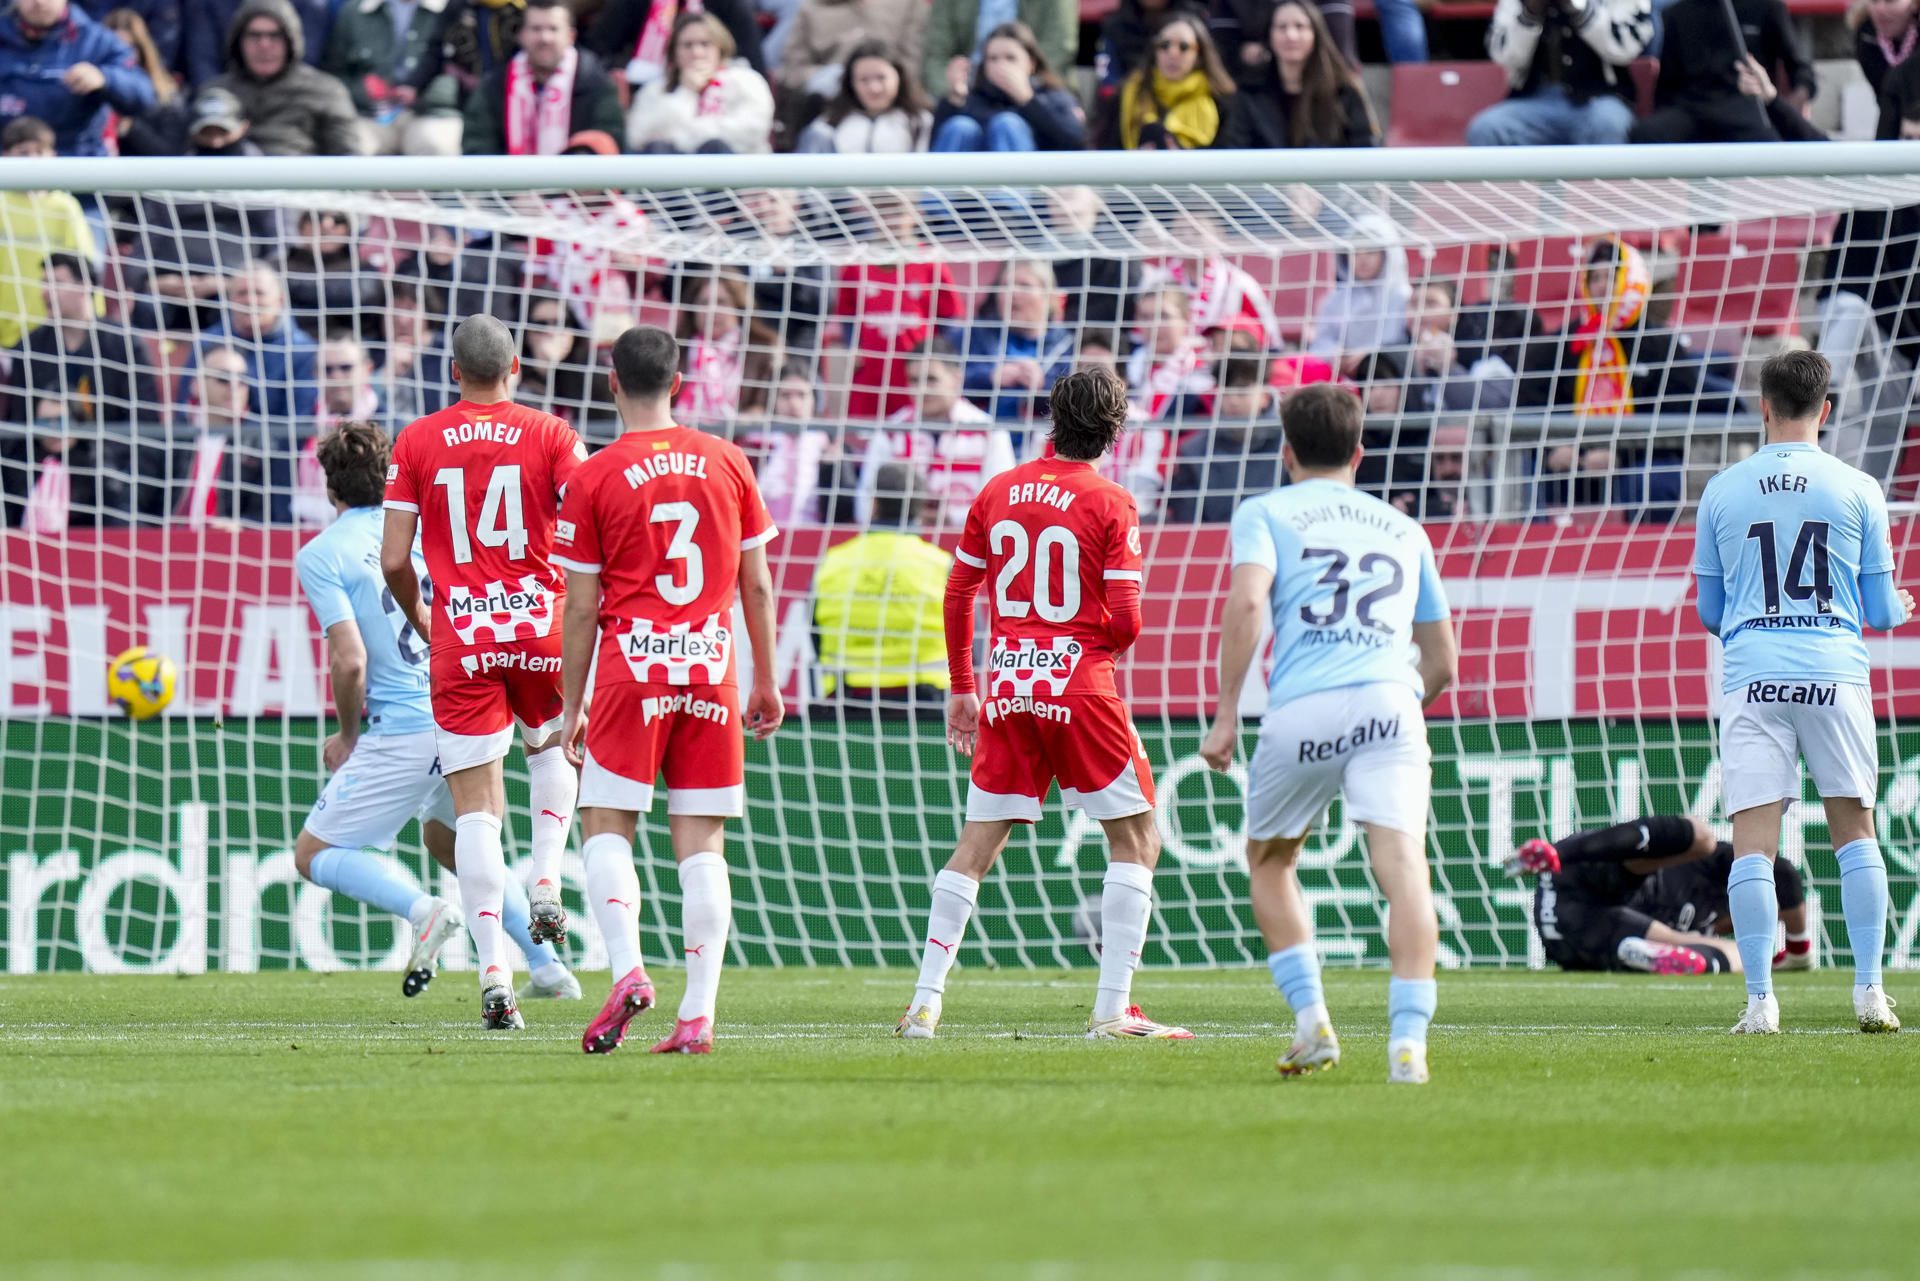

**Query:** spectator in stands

left=317, top=335, right=388, bottom=432
left=813, top=460, right=953, bottom=707
left=1307, top=220, right=1410, bottom=376
left=193, top=260, right=320, bottom=422
left=1859, top=0, right=1918, bottom=137
left=730, top=188, right=828, bottom=359
left=794, top=39, right=933, bottom=153
left=1452, top=245, right=1538, bottom=373
left=626, top=12, right=774, bottom=153
left=584, top=0, right=766, bottom=96
left=1392, top=278, right=1516, bottom=412
left=1142, top=215, right=1282, bottom=346
left=1468, top=0, right=1652, bottom=147
left=282, top=209, right=382, bottom=337
left=1048, top=186, right=1142, bottom=350
left=203, top=0, right=365, bottom=156
left=183, top=0, right=331, bottom=89
left=175, top=342, right=307, bottom=526
left=779, top=0, right=925, bottom=121
left=321, top=0, right=465, bottom=156
left=78, top=0, right=177, bottom=72
left=464, top=0, right=624, bottom=155
left=859, top=337, right=1012, bottom=528
left=675, top=269, right=779, bottom=426
left=0, top=0, right=155, bottom=156
left=736, top=359, right=834, bottom=523
left=102, top=7, right=185, bottom=155
left=930, top=20, right=1084, bottom=151
left=961, top=261, right=1075, bottom=421
left=3, top=252, right=158, bottom=428
left=182, top=84, right=261, bottom=155
left=1217, top=0, right=1376, bottom=149
left=835, top=194, right=967, bottom=418
left=1127, top=284, right=1214, bottom=424
left=1393, top=421, right=1471, bottom=519
left=0, top=118, right=99, bottom=351
left=372, top=279, right=448, bottom=425
left=1730, top=49, right=1829, bottom=141
left=1164, top=353, right=1283, bottom=522
left=923, top=0, right=1074, bottom=117
left=515, top=293, right=612, bottom=425
left=1118, top=11, right=1235, bottom=150
left=1629, top=0, right=1813, bottom=143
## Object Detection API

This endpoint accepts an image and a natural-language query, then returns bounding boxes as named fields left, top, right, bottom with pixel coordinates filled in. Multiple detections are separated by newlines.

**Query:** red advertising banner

left=4, top=519, right=1919, bottom=719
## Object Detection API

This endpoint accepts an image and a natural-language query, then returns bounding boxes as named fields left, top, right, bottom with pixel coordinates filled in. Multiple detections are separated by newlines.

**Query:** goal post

left=2, top=146, right=1918, bottom=975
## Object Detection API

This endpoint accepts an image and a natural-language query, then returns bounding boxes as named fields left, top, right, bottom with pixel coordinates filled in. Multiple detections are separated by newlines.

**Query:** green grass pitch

left=3, top=968, right=1914, bottom=1280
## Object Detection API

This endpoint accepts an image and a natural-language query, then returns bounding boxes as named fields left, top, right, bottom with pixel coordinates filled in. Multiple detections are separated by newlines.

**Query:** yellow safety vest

left=812, top=531, right=953, bottom=693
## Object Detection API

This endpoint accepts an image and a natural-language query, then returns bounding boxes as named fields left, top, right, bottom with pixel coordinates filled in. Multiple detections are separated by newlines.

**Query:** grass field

left=3, top=968, right=1915, bottom=1280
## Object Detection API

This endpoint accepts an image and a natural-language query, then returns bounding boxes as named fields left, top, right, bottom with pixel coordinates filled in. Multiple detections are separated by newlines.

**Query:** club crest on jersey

left=443, top=578, right=553, bottom=644
left=988, top=637, right=1082, bottom=698
left=618, top=615, right=733, bottom=686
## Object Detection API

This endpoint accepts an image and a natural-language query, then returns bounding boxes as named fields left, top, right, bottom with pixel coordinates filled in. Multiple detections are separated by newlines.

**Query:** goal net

left=4, top=151, right=1919, bottom=976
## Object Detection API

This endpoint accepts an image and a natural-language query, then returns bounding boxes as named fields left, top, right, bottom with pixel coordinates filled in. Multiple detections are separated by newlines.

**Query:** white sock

left=676, top=851, right=731, bottom=1022
left=583, top=832, right=642, bottom=977
left=524, top=745, right=577, bottom=890
left=455, top=812, right=510, bottom=989
left=912, top=869, right=980, bottom=1014
left=1094, top=861, right=1154, bottom=1023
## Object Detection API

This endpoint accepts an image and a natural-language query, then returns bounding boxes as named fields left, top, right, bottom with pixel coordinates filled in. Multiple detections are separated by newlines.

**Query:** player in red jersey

left=553, top=326, right=784, bottom=1056
left=380, top=315, right=586, bottom=1031
left=896, top=366, right=1191, bottom=1041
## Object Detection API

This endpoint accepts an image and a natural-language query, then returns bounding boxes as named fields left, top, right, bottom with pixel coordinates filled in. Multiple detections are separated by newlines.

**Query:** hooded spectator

left=182, top=0, right=331, bottom=88
left=1118, top=11, right=1235, bottom=149
left=1629, top=0, right=1813, bottom=143
left=626, top=11, right=774, bottom=153
left=922, top=0, right=1075, bottom=113
left=1308, top=219, right=1411, bottom=374
left=464, top=0, right=624, bottom=155
left=321, top=0, right=467, bottom=155
left=1468, top=0, right=1651, bottom=146
left=1217, top=0, right=1376, bottom=149
left=930, top=20, right=1084, bottom=152
left=0, top=0, right=155, bottom=156
left=584, top=0, right=766, bottom=93
left=202, top=0, right=366, bottom=155
left=794, top=36, right=932, bottom=152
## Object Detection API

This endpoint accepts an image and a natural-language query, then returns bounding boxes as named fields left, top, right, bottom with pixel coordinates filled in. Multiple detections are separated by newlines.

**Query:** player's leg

left=508, top=644, right=575, bottom=945
left=1720, top=693, right=1801, bottom=1034
left=444, top=760, right=523, bottom=1028
left=1804, top=687, right=1898, bottom=1030
left=1511, top=814, right=1713, bottom=877
left=899, top=820, right=1012, bottom=1038
left=1638, top=921, right=1737, bottom=972
left=649, top=814, right=730, bottom=1055
left=420, top=807, right=579, bottom=1001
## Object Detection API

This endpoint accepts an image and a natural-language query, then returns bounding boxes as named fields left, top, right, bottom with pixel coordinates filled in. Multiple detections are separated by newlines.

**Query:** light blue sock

left=1836, top=839, right=1889, bottom=988
left=1728, top=854, right=1779, bottom=997
left=1267, top=944, right=1324, bottom=1017
left=501, top=875, right=562, bottom=971
left=1387, top=977, right=1438, bottom=1045
left=306, top=847, right=428, bottom=920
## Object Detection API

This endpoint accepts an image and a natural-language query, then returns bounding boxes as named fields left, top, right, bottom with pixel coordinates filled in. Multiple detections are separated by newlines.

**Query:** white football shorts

left=1718, top=680, right=1878, bottom=815
left=1245, top=682, right=1431, bottom=842
left=303, top=729, right=455, bottom=850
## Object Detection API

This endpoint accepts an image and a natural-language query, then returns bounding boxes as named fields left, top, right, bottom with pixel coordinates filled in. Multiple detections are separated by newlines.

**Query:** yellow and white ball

left=107, top=646, right=177, bottom=721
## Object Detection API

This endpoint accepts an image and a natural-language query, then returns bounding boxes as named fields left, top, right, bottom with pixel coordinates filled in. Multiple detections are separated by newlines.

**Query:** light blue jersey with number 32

left=1230, top=478, right=1450, bottom=704
left=295, top=505, right=434, bottom=735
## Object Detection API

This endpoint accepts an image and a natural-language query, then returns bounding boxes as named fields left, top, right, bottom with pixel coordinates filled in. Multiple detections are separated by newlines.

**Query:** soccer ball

left=107, top=646, right=177, bottom=721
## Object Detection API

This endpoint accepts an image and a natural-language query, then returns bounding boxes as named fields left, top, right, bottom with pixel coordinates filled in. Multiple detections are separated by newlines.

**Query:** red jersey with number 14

left=553, top=425, right=775, bottom=689
left=384, top=399, right=586, bottom=653
left=954, top=457, right=1143, bottom=699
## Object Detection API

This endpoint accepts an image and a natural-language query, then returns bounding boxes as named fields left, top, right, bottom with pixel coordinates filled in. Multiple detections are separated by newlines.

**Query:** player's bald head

left=450, top=314, right=518, bottom=385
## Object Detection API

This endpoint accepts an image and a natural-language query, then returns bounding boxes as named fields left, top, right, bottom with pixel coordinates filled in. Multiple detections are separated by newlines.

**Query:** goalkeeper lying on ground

left=1508, top=816, right=1812, bottom=976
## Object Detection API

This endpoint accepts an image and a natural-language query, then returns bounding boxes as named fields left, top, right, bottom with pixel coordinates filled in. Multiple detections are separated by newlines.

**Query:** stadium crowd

left=1, top=0, right=1917, bottom=532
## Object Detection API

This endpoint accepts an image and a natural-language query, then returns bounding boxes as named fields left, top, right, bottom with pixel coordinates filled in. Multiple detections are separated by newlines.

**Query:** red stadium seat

left=1410, top=243, right=1493, bottom=305
left=1673, top=226, right=1807, bottom=347
left=1506, top=237, right=1586, bottom=333
left=1236, top=251, right=1339, bottom=343
left=1627, top=58, right=1659, bottom=117
left=1385, top=62, right=1511, bottom=148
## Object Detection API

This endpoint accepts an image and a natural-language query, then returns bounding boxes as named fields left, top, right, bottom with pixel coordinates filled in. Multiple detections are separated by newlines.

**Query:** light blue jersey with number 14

left=295, top=505, right=434, bottom=736
left=1230, top=478, right=1451, bottom=703
left=1693, top=441, right=1892, bottom=690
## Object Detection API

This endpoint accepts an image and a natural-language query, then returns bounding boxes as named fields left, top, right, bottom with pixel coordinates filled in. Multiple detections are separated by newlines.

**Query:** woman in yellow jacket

left=1118, top=12, right=1237, bottom=149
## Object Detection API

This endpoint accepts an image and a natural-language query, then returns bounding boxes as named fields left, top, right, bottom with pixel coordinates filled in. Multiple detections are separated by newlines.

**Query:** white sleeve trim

left=1103, top=569, right=1142, bottom=581
left=550, top=554, right=603, bottom=574
left=741, top=526, right=778, bottom=550
left=954, top=549, right=987, bottom=569
left=382, top=499, right=419, bottom=513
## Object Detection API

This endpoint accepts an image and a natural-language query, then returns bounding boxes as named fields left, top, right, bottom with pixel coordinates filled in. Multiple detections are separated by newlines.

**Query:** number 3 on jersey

left=434, top=466, right=527, bottom=564
left=651, top=501, right=703, bottom=605
left=992, top=520, right=1081, bottom=623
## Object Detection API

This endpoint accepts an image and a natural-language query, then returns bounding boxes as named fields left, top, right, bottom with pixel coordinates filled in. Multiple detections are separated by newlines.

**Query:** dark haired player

left=895, top=366, right=1190, bottom=1041
left=1507, top=816, right=1811, bottom=975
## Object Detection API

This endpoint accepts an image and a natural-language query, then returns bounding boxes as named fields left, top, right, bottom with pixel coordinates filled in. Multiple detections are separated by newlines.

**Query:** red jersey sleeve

left=383, top=427, right=420, bottom=512
left=549, top=419, right=587, bottom=495
left=736, top=452, right=777, bottom=550
left=1102, top=489, right=1144, bottom=584
left=552, top=465, right=603, bottom=574
left=954, top=485, right=991, bottom=572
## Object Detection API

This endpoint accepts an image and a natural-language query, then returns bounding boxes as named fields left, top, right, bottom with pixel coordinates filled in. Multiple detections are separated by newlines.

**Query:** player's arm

left=944, top=515, right=990, bottom=756
left=559, top=567, right=599, bottom=767
left=738, top=542, right=784, bottom=740
left=1692, top=491, right=1725, bottom=636
left=1857, top=488, right=1911, bottom=630
left=1200, top=562, right=1273, bottom=772
left=322, top=621, right=368, bottom=773
left=1412, top=618, right=1457, bottom=708
left=380, top=508, right=432, bottom=640
left=1104, top=501, right=1145, bottom=654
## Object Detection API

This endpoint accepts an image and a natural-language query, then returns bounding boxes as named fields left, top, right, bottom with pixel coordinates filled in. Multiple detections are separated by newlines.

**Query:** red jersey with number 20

left=954, top=457, right=1143, bottom=699
left=384, top=399, right=586, bottom=653
left=552, top=425, right=775, bottom=689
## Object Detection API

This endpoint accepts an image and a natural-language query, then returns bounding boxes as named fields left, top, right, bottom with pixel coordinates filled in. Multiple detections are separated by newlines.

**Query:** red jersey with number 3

left=384, top=398, right=586, bottom=653
left=552, top=425, right=776, bottom=689
left=954, top=457, right=1143, bottom=699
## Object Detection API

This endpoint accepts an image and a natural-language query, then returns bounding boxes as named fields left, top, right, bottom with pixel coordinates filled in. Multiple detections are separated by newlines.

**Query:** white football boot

left=1387, top=1039, right=1429, bottom=1084
left=1855, top=986, right=1901, bottom=1034
left=401, top=897, right=461, bottom=998
left=527, top=880, right=568, bottom=945
left=1276, top=1019, right=1341, bottom=1077
left=517, top=969, right=583, bottom=1002
left=1087, top=1005, right=1194, bottom=1039
left=1729, top=993, right=1781, bottom=1035
left=894, top=1005, right=940, bottom=1039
